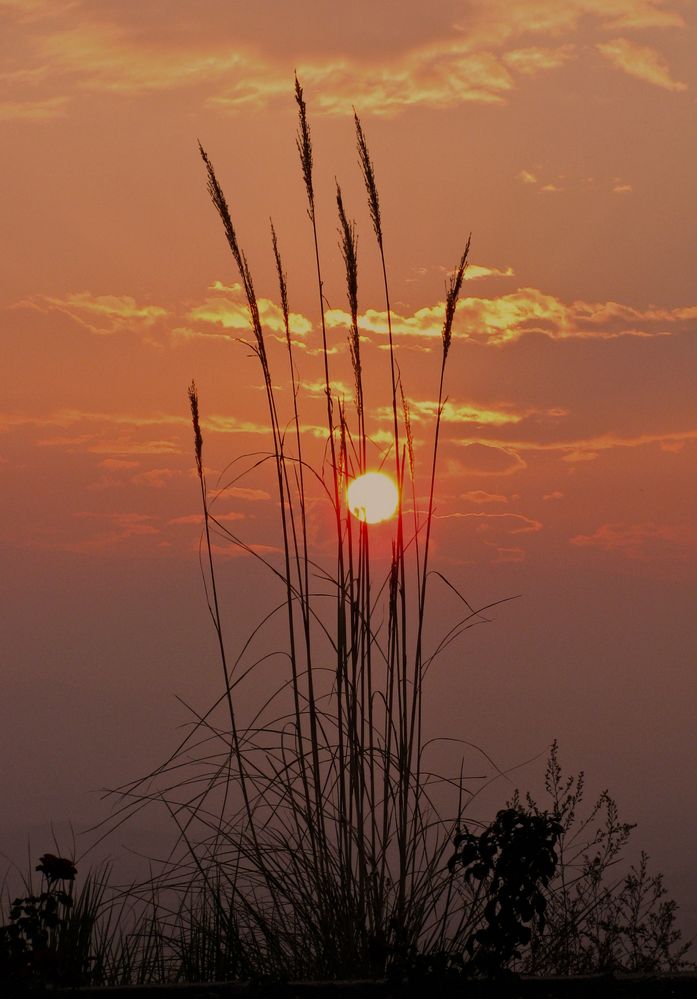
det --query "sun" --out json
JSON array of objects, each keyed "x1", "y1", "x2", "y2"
[{"x1": 347, "y1": 471, "x2": 399, "y2": 525}]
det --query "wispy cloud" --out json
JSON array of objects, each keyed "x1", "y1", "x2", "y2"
[
  {"x1": 16, "y1": 291, "x2": 168, "y2": 334},
  {"x1": 9, "y1": 0, "x2": 684, "y2": 121},
  {"x1": 454, "y1": 428, "x2": 697, "y2": 464},
  {"x1": 502, "y1": 44, "x2": 575, "y2": 75},
  {"x1": 571, "y1": 521, "x2": 696, "y2": 560},
  {"x1": 437, "y1": 511, "x2": 543, "y2": 534},
  {"x1": 461, "y1": 490, "x2": 510, "y2": 504},
  {"x1": 326, "y1": 288, "x2": 693, "y2": 346},
  {"x1": 37, "y1": 23, "x2": 249, "y2": 95},
  {"x1": 380, "y1": 398, "x2": 526, "y2": 428},
  {"x1": 170, "y1": 511, "x2": 246, "y2": 526},
  {"x1": 58, "y1": 511, "x2": 161, "y2": 553},
  {"x1": 188, "y1": 281, "x2": 312, "y2": 338},
  {"x1": 465, "y1": 263, "x2": 515, "y2": 281},
  {"x1": 447, "y1": 444, "x2": 527, "y2": 477},
  {"x1": 597, "y1": 37, "x2": 687, "y2": 91},
  {"x1": 0, "y1": 95, "x2": 69, "y2": 121}
]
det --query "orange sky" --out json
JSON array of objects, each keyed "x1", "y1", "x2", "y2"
[{"x1": 2, "y1": 0, "x2": 696, "y2": 938}]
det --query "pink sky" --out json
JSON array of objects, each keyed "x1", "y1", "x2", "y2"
[{"x1": 2, "y1": 0, "x2": 696, "y2": 941}]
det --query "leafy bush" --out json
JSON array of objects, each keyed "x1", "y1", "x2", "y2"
[{"x1": 449, "y1": 807, "x2": 563, "y2": 976}]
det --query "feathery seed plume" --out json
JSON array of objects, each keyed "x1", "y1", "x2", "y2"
[
  {"x1": 188, "y1": 380, "x2": 203, "y2": 479},
  {"x1": 295, "y1": 76, "x2": 315, "y2": 222},
  {"x1": 442, "y1": 235, "x2": 471, "y2": 360},
  {"x1": 354, "y1": 111, "x2": 383, "y2": 249},
  {"x1": 270, "y1": 220, "x2": 290, "y2": 340},
  {"x1": 336, "y1": 184, "x2": 362, "y2": 411}
]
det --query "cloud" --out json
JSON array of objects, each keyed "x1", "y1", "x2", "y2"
[
  {"x1": 502, "y1": 44, "x2": 575, "y2": 75},
  {"x1": 489, "y1": 545, "x2": 526, "y2": 564},
  {"x1": 60, "y1": 511, "x2": 161, "y2": 552},
  {"x1": 660, "y1": 440, "x2": 684, "y2": 453},
  {"x1": 5, "y1": 0, "x2": 686, "y2": 120},
  {"x1": 597, "y1": 37, "x2": 687, "y2": 91},
  {"x1": 301, "y1": 378, "x2": 354, "y2": 400},
  {"x1": 465, "y1": 263, "x2": 515, "y2": 281},
  {"x1": 463, "y1": 0, "x2": 684, "y2": 39},
  {"x1": 132, "y1": 468, "x2": 179, "y2": 488},
  {"x1": 326, "y1": 286, "x2": 694, "y2": 347},
  {"x1": 210, "y1": 50, "x2": 515, "y2": 117},
  {"x1": 97, "y1": 458, "x2": 139, "y2": 470},
  {"x1": 384, "y1": 398, "x2": 527, "y2": 428},
  {"x1": 571, "y1": 522, "x2": 696, "y2": 560},
  {"x1": 170, "y1": 511, "x2": 246, "y2": 526},
  {"x1": 493, "y1": 428, "x2": 697, "y2": 460},
  {"x1": 449, "y1": 428, "x2": 696, "y2": 473},
  {"x1": 0, "y1": 96, "x2": 69, "y2": 121},
  {"x1": 461, "y1": 490, "x2": 509, "y2": 504},
  {"x1": 37, "y1": 22, "x2": 250, "y2": 95},
  {"x1": 0, "y1": 0, "x2": 80, "y2": 20},
  {"x1": 447, "y1": 444, "x2": 527, "y2": 477},
  {"x1": 16, "y1": 291, "x2": 168, "y2": 334},
  {"x1": 189, "y1": 282, "x2": 312, "y2": 338},
  {"x1": 438, "y1": 511, "x2": 543, "y2": 534},
  {"x1": 219, "y1": 486, "x2": 271, "y2": 501},
  {"x1": 1, "y1": 406, "x2": 283, "y2": 451}
]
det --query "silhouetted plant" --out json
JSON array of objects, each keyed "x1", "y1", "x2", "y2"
[
  {"x1": 448, "y1": 807, "x2": 562, "y2": 977},
  {"x1": 87, "y1": 81, "x2": 693, "y2": 986},
  {"x1": 509, "y1": 743, "x2": 693, "y2": 975},
  {"x1": 100, "y1": 76, "x2": 481, "y2": 982},
  {"x1": 0, "y1": 854, "x2": 77, "y2": 988}
]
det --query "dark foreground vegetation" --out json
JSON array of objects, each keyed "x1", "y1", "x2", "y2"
[{"x1": 3, "y1": 81, "x2": 692, "y2": 992}]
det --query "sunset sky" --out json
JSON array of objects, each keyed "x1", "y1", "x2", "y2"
[{"x1": 2, "y1": 0, "x2": 696, "y2": 938}]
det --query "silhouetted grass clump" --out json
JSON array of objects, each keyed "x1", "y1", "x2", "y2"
[{"x1": 5, "y1": 80, "x2": 688, "y2": 989}]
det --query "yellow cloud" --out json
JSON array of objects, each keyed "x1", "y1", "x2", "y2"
[
  {"x1": 211, "y1": 50, "x2": 515, "y2": 117},
  {"x1": 17, "y1": 291, "x2": 167, "y2": 334},
  {"x1": 326, "y1": 287, "x2": 694, "y2": 347},
  {"x1": 461, "y1": 490, "x2": 509, "y2": 503},
  {"x1": 464, "y1": 0, "x2": 684, "y2": 40},
  {"x1": 0, "y1": 96, "x2": 69, "y2": 121},
  {"x1": 189, "y1": 284, "x2": 311, "y2": 337},
  {"x1": 220, "y1": 486, "x2": 271, "y2": 501},
  {"x1": 6, "y1": 0, "x2": 686, "y2": 120},
  {"x1": 392, "y1": 399, "x2": 524, "y2": 427},
  {"x1": 502, "y1": 45, "x2": 575, "y2": 75},
  {"x1": 465, "y1": 263, "x2": 515, "y2": 280},
  {"x1": 39, "y1": 23, "x2": 249, "y2": 94},
  {"x1": 597, "y1": 37, "x2": 687, "y2": 91},
  {"x1": 518, "y1": 170, "x2": 538, "y2": 184}
]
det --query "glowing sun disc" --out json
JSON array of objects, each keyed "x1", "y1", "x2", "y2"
[{"x1": 347, "y1": 472, "x2": 399, "y2": 524}]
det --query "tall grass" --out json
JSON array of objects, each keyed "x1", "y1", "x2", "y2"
[{"x1": 98, "y1": 79, "x2": 506, "y2": 981}]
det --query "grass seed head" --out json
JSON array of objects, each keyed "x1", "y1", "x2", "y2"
[
  {"x1": 354, "y1": 111, "x2": 383, "y2": 250},
  {"x1": 295, "y1": 75, "x2": 315, "y2": 221},
  {"x1": 442, "y1": 234, "x2": 471, "y2": 360},
  {"x1": 188, "y1": 380, "x2": 203, "y2": 479}
]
